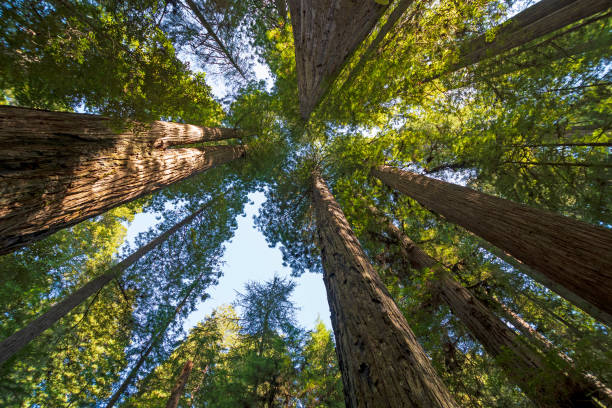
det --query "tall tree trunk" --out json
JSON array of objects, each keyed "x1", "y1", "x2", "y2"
[
  {"x1": 105, "y1": 273, "x2": 203, "y2": 408},
  {"x1": 446, "y1": 0, "x2": 611, "y2": 74},
  {"x1": 338, "y1": 0, "x2": 413, "y2": 93},
  {"x1": 0, "y1": 204, "x2": 209, "y2": 365},
  {"x1": 288, "y1": 0, "x2": 389, "y2": 119},
  {"x1": 481, "y1": 242, "x2": 612, "y2": 326},
  {"x1": 487, "y1": 295, "x2": 612, "y2": 407},
  {"x1": 166, "y1": 360, "x2": 194, "y2": 408},
  {"x1": 367, "y1": 205, "x2": 600, "y2": 407},
  {"x1": 311, "y1": 172, "x2": 458, "y2": 408},
  {"x1": 371, "y1": 165, "x2": 612, "y2": 326},
  {"x1": 0, "y1": 106, "x2": 246, "y2": 255},
  {"x1": 182, "y1": 0, "x2": 247, "y2": 79}
]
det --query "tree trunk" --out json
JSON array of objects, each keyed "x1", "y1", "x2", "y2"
[
  {"x1": 447, "y1": 0, "x2": 611, "y2": 73},
  {"x1": 481, "y1": 242, "x2": 612, "y2": 326},
  {"x1": 288, "y1": 0, "x2": 389, "y2": 119},
  {"x1": 0, "y1": 204, "x2": 209, "y2": 365},
  {"x1": 183, "y1": 0, "x2": 247, "y2": 79},
  {"x1": 502, "y1": 161, "x2": 611, "y2": 168},
  {"x1": 371, "y1": 165, "x2": 612, "y2": 325},
  {"x1": 166, "y1": 360, "x2": 194, "y2": 408},
  {"x1": 0, "y1": 106, "x2": 245, "y2": 255},
  {"x1": 338, "y1": 0, "x2": 413, "y2": 93},
  {"x1": 311, "y1": 172, "x2": 458, "y2": 408},
  {"x1": 368, "y1": 206, "x2": 600, "y2": 407},
  {"x1": 105, "y1": 273, "x2": 203, "y2": 408},
  {"x1": 488, "y1": 295, "x2": 612, "y2": 407}
]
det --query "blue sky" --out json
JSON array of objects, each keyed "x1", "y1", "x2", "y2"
[
  {"x1": 124, "y1": 192, "x2": 332, "y2": 332},
  {"x1": 122, "y1": 60, "x2": 332, "y2": 334}
]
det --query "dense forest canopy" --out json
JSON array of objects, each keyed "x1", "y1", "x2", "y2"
[{"x1": 0, "y1": 0, "x2": 611, "y2": 406}]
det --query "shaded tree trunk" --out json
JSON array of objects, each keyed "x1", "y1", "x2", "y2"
[
  {"x1": 288, "y1": 0, "x2": 389, "y2": 119},
  {"x1": 105, "y1": 273, "x2": 204, "y2": 408},
  {"x1": 166, "y1": 360, "x2": 194, "y2": 408},
  {"x1": 311, "y1": 172, "x2": 458, "y2": 408},
  {"x1": 0, "y1": 106, "x2": 246, "y2": 255},
  {"x1": 482, "y1": 242, "x2": 612, "y2": 326},
  {"x1": 368, "y1": 206, "x2": 600, "y2": 407},
  {"x1": 371, "y1": 165, "x2": 612, "y2": 326},
  {"x1": 338, "y1": 0, "x2": 414, "y2": 92},
  {"x1": 488, "y1": 295, "x2": 612, "y2": 407},
  {"x1": 0, "y1": 204, "x2": 209, "y2": 365},
  {"x1": 447, "y1": 0, "x2": 611, "y2": 73}
]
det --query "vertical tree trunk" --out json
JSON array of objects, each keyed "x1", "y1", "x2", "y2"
[
  {"x1": 165, "y1": 360, "x2": 194, "y2": 408},
  {"x1": 0, "y1": 204, "x2": 209, "y2": 365},
  {"x1": 311, "y1": 172, "x2": 458, "y2": 408},
  {"x1": 371, "y1": 165, "x2": 612, "y2": 326},
  {"x1": 288, "y1": 0, "x2": 389, "y2": 119},
  {"x1": 105, "y1": 272, "x2": 204, "y2": 408},
  {"x1": 0, "y1": 106, "x2": 245, "y2": 255},
  {"x1": 367, "y1": 205, "x2": 602, "y2": 407},
  {"x1": 447, "y1": 0, "x2": 611, "y2": 73},
  {"x1": 338, "y1": 0, "x2": 414, "y2": 92}
]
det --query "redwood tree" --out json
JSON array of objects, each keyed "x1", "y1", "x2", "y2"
[
  {"x1": 0, "y1": 106, "x2": 246, "y2": 255},
  {"x1": 311, "y1": 171, "x2": 458, "y2": 407},
  {"x1": 371, "y1": 165, "x2": 612, "y2": 326}
]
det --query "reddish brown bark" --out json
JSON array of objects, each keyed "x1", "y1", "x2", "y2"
[
  {"x1": 288, "y1": 0, "x2": 389, "y2": 119},
  {"x1": 448, "y1": 0, "x2": 611, "y2": 73},
  {"x1": 369, "y1": 207, "x2": 601, "y2": 407},
  {"x1": 0, "y1": 106, "x2": 245, "y2": 255},
  {"x1": 166, "y1": 360, "x2": 194, "y2": 408},
  {"x1": 371, "y1": 165, "x2": 612, "y2": 325},
  {"x1": 311, "y1": 172, "x2": 458, "y2": 408},
  {"x1": 0, "y1": 204, "x2": 209, "y2": 365},
  {"x1": 338, "y1": 0, "x2": 413, "y2": 93}
]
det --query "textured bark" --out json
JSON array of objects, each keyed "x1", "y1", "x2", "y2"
[
  {"x1": 339, "y1": 0, "x2": 413, "y2": 92},
  {"x1": 448, "y1": 0, "x2": 611, "y2": 73},
  {"x1": 311, "y1": 172, "x2": 458, "y2": 408},
  {"x1": 371, "y1": 165, "x2": 612, "y2": 324},
  {"x1": 0, "y1": 106, "x2": 245, "y2": 255},
  {"x1": 288, "y1": 0, "x2": 389, "y2": 119},
  {"x1": 491, "y1": 297, "x2": 612, "y2": 407},
  {"x1": 483, "y1": 243, "x2": 612, "y2": 326},
  {"x1": 105, "y1": 274, "x2": 202, "y2": 408},
  {"x1": 166, "y1": 360, "x2": 194, "y2": 408},
  {"x1": 369, "y1": 207, "x2": 601, "y2": 407},
  {"x1": 0, "y1": 204, "x2": 208, "y2": 365}
]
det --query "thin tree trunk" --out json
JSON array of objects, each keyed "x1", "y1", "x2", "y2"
[
  {"x1": 502, "y1": 161, "x2": 611, "y2": 168},
  {"x1": 166, "y1": 360, "x2": 194, "y2": 408},
  {"x1": 489, "y1": 296, "x2": 612, "y2": 407},
  {"x1": 311, "y1": 172, "x2": 458, "y2": 408},
  {"x1": 371, "y1": 165, "x2": 612, "y2": 325},
  {"x1": 507, "y1": 143, "x2": 612, "y2": 148},
  {"x1": 189, "y1": 365, "x2": 209, "y2": 407},
  {"x1": 0, "y1": 106, "x2": 246, "y2": 255},
  {"x1": 105, "y1": 273, "x2": 203, "y2": 408},
  {"x1": 447, "y1": 0, "x2": 611, "y2": 73},
  {"x1": 182, "y1": 0, "x2": 247, "y2": 79},
  {"x1": 368, "y1": 205, "x2": 599, "y2": 407},
  {"x1": 0, "y1": 204, "x2": 209, "y2": 365},
  {"x1": 482, "y1": 243, "x2": 612, "y2": 326}
]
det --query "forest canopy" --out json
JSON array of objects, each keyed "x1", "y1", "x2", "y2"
[{"x1": 0, "y1": 0, "x2": 611, "y2": 407}]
